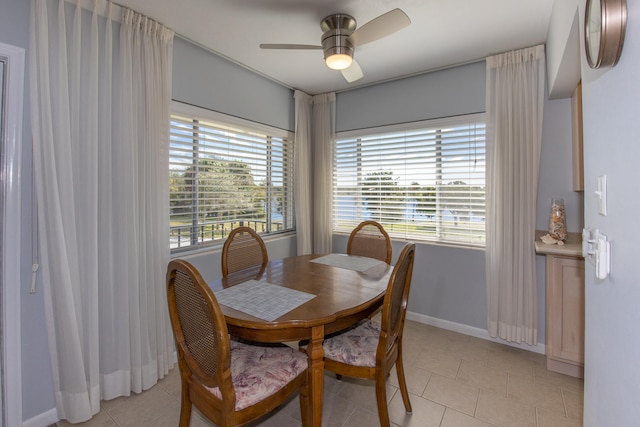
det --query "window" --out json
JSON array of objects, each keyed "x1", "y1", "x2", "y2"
[
  {"x1": 334, "y1": 114, "x2": 486, "y2": 247},
  {"x1": 170, "y1": 103, "x2": 294, "y2": 251}
]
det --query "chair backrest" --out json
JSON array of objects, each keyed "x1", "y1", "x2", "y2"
[
  {"x1": 221, "y1": 227, "x2": 269, "y2": 277},
  {"x1": 347, "y1": 220, "x2": 392, "y2": 263},
  {"x1": 378, "y1": 243, "x2": 415, "y2": 357},
  {"x1": 167, "y1": 259, "x2": 232, "y2": 393}
]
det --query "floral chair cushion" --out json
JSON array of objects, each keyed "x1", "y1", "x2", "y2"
[
  {"x1": 208, "y1": 340, "x2": 308, "y2": 410},
  {"x1": 322, "y1": 319, "x2": 381, "y2": 368}
]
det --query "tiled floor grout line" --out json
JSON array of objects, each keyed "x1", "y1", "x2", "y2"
[
  {"x1": 473, "y1": 387, "x2": 481, "y2": 418},
  {"x1": 561, "y1": 387, "x2": 570, "y2": 418},
  {"x1": 99, "y1": 405, "x2": 120, "y2": 427}
]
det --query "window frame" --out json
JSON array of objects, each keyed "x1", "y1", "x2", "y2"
[
  {"x1": 333, "y1": 113, "x2": 486, "y2": 249},
  {"x1": 169, "y1": 101, "x2": 295, "y2": 253}
]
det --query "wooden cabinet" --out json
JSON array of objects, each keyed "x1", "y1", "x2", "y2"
[{"x1": 545, "y1": 254, "x2": 585, "y2": 378}]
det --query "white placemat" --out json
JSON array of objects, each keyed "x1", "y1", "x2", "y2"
[
  {"x1": 310, "y1": 254, "x2": 385, "y2": 272},
  {"x1": 214, "y1": 280, "x2": 316, "y2": 321}
]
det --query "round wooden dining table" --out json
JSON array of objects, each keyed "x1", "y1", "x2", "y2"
[{"x1": 208, "y1": 253, "x2": 392, "y2": 427}]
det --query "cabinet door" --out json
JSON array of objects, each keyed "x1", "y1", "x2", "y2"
[{"x1": 547, "y1": 256, "x2": 585, "y2": 365}]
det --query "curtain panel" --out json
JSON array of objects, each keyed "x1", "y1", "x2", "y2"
[
  {"x1": 29, "y1": 0, "x2": 175, "y2": 422},
  {"x1": 311, "y1": 92, "x2": 336, "y2": 254},
  {"x1": 485, "y1": 45, "x2": 546, "y2": 346},
  {"x1": 294, "y1": 90, "x2": 313, "y2": 255},
  {"x1": 294, "y1": 91, "x2": 335, "y2": 255}
]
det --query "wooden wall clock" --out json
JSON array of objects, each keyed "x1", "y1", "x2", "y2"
[{"x1": 584, "y1": 0, "x2": 627, "y2": 68}]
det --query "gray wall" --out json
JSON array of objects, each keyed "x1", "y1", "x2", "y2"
[
  {"x1": 336, "y1": 61, "x2": 486, "y2": 132},
  {"x1": 580, "y1": 0, "x2": 640, "y2": 424},
  {"x1": 5, "y1": 2, "x2": 583, "y2": 424},
  {"x1": 172, "y1": 36, "x2": 295, "y2": 132}
]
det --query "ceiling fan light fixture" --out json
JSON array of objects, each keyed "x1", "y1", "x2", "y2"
[
  {"x1": 322, "y1": 33, "x2": 354, "y2": 70},
  {"x1": 320, "y1": 14, "x2": 356, "y2": 71},
  {"x1": 326, "y1": 53, "x2": 353, "y2": 70}
]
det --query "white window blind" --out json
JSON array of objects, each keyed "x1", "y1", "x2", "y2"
[
  {"x1": 334, "y1": 114, "x2": 486, "y2": 246},
  {"x1": 169, "y1": 103, "x2": 294, "y2": 251}
]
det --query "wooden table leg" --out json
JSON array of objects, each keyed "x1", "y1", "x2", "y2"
[{"x1": 303, "y1": 326, "x2": 325, "y2": 427}]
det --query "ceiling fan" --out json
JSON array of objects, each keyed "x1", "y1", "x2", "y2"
[{"x1": 259, "y1": 8, "x2": 411, "y2": 83}]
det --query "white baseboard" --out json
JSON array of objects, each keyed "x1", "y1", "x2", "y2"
[
  {"x1": 406, "y1": 311, "x2": 546, "y2": 355},
  {"x1": 22, "y1": 408, "x2": 58, "y2": 427}
]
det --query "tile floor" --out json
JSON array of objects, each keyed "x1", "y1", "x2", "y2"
[{"x1": 55, "y1": 320, "x2": 583, "y2": 427}]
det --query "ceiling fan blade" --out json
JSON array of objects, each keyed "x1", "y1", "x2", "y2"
[
  {"x1": 350, "y1": 8, "x2": 410, "y2": 46},
  {"x1": 260, "y1": 43, "x2": 322, "y2": 50},
  {"x1": 341, "y1": 60, "x2": 363, "y2": 83}
]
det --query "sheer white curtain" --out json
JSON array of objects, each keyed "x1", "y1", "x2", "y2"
[
  {"x1": 29, "y1": 0, "x2": 175, "y2": 422},
  {"x1": 485, "y1": 45, "x2": 545, "y2": 345},
  {"x1": 312, "y1": 92, "x2": 335, "y2": 254},
  {"x1": 294, "y1": 91, "x2": 335, "y2": 255},
  {"x1": 294, "y1": 90, "x2": 313, "y2": 254}
]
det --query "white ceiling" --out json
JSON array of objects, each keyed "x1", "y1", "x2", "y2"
[{"x1": 115, "y1": 0, "x2": 555, "y2": 95}]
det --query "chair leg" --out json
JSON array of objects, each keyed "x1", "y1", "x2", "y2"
[
  {"x1": 374, "y1": 372, "x2": 391, "y2": 427},
  {"x1": 178, "y1": 384, "x2": 192, "y2": 427},
  {"x1": 395, "y1": 351, "x2": 412, "y2": 414}
]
